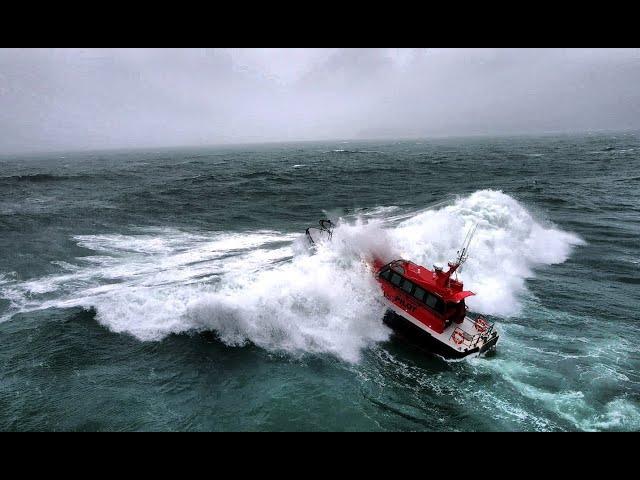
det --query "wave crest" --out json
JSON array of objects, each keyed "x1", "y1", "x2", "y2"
[{"x1": 0, "y1": 190, "x2": 582, "y2": 361}]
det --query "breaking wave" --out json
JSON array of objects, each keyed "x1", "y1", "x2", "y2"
[
  {"x1": 0, "y1": 190, "x2": 582, "y2": 362},
  {"x1": 390, "y1": 190, "x2": 584, "y2": 316}
]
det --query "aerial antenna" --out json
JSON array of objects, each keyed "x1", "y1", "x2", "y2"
[{"x1": 453, "y1": 223, "x2": 477, "y2": 271}]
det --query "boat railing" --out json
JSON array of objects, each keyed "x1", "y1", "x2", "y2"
[
  {"x1": 450, "y1": 315, "x2": 495, "y2": 349},
  {"x1": 473, "y1": 315, "x2": 494, "y2": 338},
  {"x1": 305, "y1": 219, "x2": 334, "y2": 246}
]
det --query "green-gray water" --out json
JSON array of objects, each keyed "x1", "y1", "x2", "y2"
[{"x1": 1, "y1": 133, "x2": 639, "y2": 431}]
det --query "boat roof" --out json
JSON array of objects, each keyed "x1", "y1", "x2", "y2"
[{"x1": 386, "y1": 259, "x2": 475, "y2": 303}]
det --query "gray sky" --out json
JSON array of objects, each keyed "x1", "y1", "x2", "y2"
[{"x1": 1, "y1": 48, "x2": 639, "y2": 153}]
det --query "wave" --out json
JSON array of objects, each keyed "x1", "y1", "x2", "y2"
[
  {"x1": 389, "y1": 190, "x2": 584, "y2": 316},
  {"x1": 0, "y1": 190, "x2": 582, "y2": 362},
  {"x1": 0, "y1": 173, "x2": 73, "y2": 183},
  {"x1": 239, "y1": 170, "x2": 276, "y2": 179},
  {"x1": 238, "y1": 171, "x2": 293, "y2": 184},
  {"x1": 323, "y1": 149, "x2": 384, "y2": 154},
  {"x1": 591, "y1": 147, "x2": 636, "y2": 154},
  {"x1": 0, "y1": 172, "x2": 111, "y2": 184}
]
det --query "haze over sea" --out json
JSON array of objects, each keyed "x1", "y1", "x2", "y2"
[{"x1": 1, "y1": 132, "x2": 638, "y2": 431}]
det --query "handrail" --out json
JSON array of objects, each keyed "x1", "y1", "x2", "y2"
[
  {"x1": 450, "y1": 327, "x2": 473, "y2": 348},
  {"x1": 449, "y1": 315, "x2": 495, "y2": 349}
]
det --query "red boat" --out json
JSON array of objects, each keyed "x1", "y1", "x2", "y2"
[
  {"x1": 372, "y1": 257, "x2": 498, "y2": 359},
  {"x1": 305, "y1": 219, "x2": 499, "y2": 359},
  {"x1": 372, "y1": 226, "x2": 498, "y2": 359}
]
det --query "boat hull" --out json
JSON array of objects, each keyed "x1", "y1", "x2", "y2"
[{"x1": 382, "y1": 309, "x2": 498, "y2": 360}]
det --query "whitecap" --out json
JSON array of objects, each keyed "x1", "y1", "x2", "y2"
[{"x1": 0, "y1": 190, "x2": 583, "y2": 363}]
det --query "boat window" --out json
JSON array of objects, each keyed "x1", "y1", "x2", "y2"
[
  {"x1": 413, "y1": 286, "x2": 426, "y2": 302},
  {"x1": 393, "y1": 265, "x2": 405, "y2": 274},
  {"x1": 379, "y1": 268, "x2": 391, "y2": 281},
  {"x1": 401, "y1": 280, "x2": 414, "y2": 294},
  {"x1": 425, "y1": 293, "x2": 444, "y2": 313},
  {"x1": 425, "y1": 293, "x2": 437, "y2": 309},
  {"x1": 390, "y1": 272, "x2": 403, "y2": 287},
  {"x1": 434, "y1": 298, "x2": 444, "y2": 313}
]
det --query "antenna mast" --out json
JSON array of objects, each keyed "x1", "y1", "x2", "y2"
[
  {"x1": 444, "y1": 223, "x2": 477, "y2": 283},
  {"x1": 455, "y1": 223, "x2": 477, "y2": 270}
]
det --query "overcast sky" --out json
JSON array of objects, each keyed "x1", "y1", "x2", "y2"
[{"x1": 1, "y1": 48, "x2": 639, "y2": 153}]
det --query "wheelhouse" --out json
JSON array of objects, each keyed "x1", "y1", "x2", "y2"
[
  {"x1": 375, "y1": 259, "x2": 474, "y2": 333},
  {"x1": 378, "y1": 265, "x2": 445, "y2": 315}
]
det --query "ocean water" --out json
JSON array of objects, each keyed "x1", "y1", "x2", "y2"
[{"x1": 0, "y1": 133, "x2": 638, "y2": 431}]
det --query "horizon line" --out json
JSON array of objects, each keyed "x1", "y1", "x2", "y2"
[{"x1": 2, "y1": 126, "x2": 638, "y2": 158}]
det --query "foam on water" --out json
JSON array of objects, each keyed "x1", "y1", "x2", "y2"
[
  {"x1": 390, "y1": 190, "x2": 584, "y2": 316},
  {"x1": 0, "y1": 190, "x2": 582, "y2": 363}
]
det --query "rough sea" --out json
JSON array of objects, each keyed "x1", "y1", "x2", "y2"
[{"x1": 1, "y1": 132, "x2": 638, "y2": 431}]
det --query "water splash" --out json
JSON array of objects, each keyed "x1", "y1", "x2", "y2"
[{"x1": 0, "y1": 190, "x2": 582, "y2": 362}]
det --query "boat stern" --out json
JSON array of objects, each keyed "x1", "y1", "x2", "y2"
[{"x1": 447, "y1": 315, "x2": 499, "y2": 357}]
